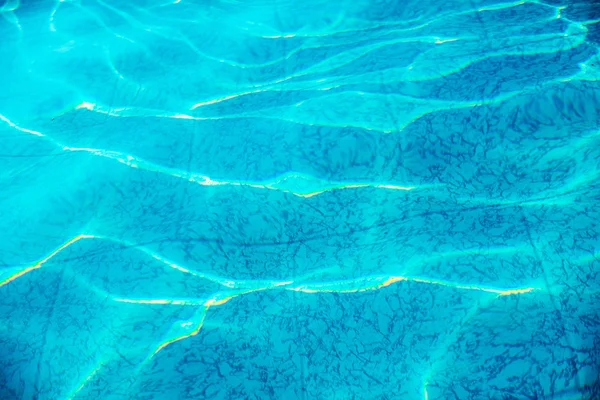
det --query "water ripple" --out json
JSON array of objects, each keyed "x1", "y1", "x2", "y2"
[{"x1": 1, "y1": 0, "x2": 599, "y2": 398}]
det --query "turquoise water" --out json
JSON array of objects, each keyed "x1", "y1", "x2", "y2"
[{"x1": 1, "y1": 0, "x2": 600, "y2": 398}]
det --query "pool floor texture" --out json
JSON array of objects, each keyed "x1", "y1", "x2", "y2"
[{"x1": 1, "y1": 0, "x2": 600, "y2": 399}]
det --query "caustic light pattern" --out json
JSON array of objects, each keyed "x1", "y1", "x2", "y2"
[{"x1": 0, "y1": 0, "x2": 599, "y2": 398}]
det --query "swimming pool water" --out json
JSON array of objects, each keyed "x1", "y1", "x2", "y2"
[{"x1": 1, "y1": 0, "x2": 599, "y2": 398}]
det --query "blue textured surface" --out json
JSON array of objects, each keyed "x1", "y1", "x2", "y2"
[{"x1": 1, "y1": 0, "x2": 600, "y2": 399}]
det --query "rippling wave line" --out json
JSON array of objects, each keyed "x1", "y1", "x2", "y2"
[
  {"x1": 0, "y1": 114, "x2": 416, "y2": 196},
  {"x1": 46, "y1": 0, "x2": 596, "y2": 98},
  {"x1": 75, "y1": 66, "x2": 598, "y2": 135},
  {"x1": 0, "y1": 233, "x2": 537, "y2": 295},
  {"x1": 0, "y1": 231, "x2": 538, "y2": 366}
]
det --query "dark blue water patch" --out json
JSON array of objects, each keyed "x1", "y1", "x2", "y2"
[
  {"x1": 587, "y1": 20, "x2": 600, "y2": 45},
  {"x1": 562, "y1": 0, "x2": 600, "y2": 20},
  {"x1": 559, "y1": 0, "x2": 600, "y2": 45},
  {"x1": 342, "y1": 43, "x2": 597, "y2": 102},
  {"x1": 130, "y1": 284, "x2": 486, "y2": 399}
]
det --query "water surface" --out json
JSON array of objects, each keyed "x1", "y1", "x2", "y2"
[{"x1": 1, "y1": 0, "x2": 599, "y2": 398}]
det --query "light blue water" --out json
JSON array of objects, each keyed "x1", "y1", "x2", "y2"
[{"x1": 1, "y1": 0, "x2": 599, "y2": 399}]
